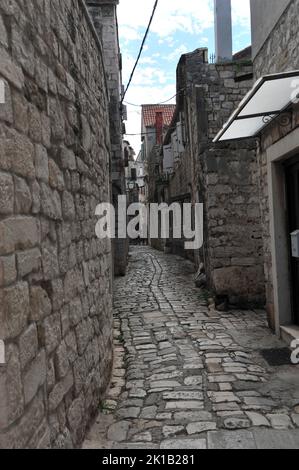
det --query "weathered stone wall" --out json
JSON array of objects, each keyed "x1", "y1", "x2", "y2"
[
  {"x1": 169, "y1": 150, "x2": 192, "y2": 200},
  {"x1": 147, "y1": 145, "x2": 166, "y2": 252},
  {"x1": 252, "y1": 0, "x2": 299, "y2": 327},
  {"x1": 250, "y1": 0, "x2": 291, "y2": 59},
  {"x1": 253, "y1": 0, "x2": 299, "y2": 78},
  {"x1": 168, "y1": 151, "x2": 193, "y2": 261},
  {"x1": 0, "y1": 0, "x2": 113, "y2": 448},
  {"x1": 202, "y1": 141, "x2": 265, "y2": 307},
  {"x1": 87, "y1": 0, "x2": 128, "y2": 277},
  {"x1": 168, "y1": 50, "x2": 265, "y2": 306},
  {"x1": 194, "y1": 63, "x2": 265, "y2": 306}
]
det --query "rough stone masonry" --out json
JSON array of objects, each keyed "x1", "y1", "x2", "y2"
[
  {"x1": 166, "y1": 48, "x2": 265, "y2": 307},
  {"x1": 0, "y1": 0, "x2": 114, "y2": 448},
  {"x1": 87, "y1": 0, "x2": 129, "y2": 277}
]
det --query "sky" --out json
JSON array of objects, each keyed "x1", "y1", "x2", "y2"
[{"x1": 117, "y1": 0, "x2": 251, "y2": 155}]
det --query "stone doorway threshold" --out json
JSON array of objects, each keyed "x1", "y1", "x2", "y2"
[{"x1": 281, "y1": 325, "x2": 299, "y2": 345}]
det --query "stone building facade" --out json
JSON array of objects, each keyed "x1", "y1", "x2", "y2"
[
  {"x1": 87, "y1": 0, "x2": 128, "y2": 276},
  {"x1": 141, "y1": 105, "x2": 176, "y2": 251},
  {"x1": 0, "y1": 0, "x2": 114, "y2": 448},
  {"x1": 124, "y1": 141, "x2": 146, "y2": 205},
  {"x1": 141, "y1": 105, "x2": 176, "y2": 166},
  {"x1": 249, "y1": 0, "x2": 299, "y2": 336},
  {"x1": 161, "y1": 48, "x2": 266, "y2": 307}
]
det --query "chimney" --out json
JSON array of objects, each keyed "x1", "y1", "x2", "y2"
[
  {"x1": 214, "y1": 0, "x2": 233, "y2": 63},
  {"x1": 155, "y1": 112, "x2": 163, "y2": 145}
]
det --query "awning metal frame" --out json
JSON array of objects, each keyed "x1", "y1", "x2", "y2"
[{"x1": 213, "y1": 70, "x2": 299, "y2": 143}]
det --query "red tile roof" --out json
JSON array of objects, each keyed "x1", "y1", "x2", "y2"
[{"x1": 142, "y1": 104, "x2": 176, "y2": 128}]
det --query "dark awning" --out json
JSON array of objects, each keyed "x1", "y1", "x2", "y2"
[{"x1": 213, "y1": 70, "x2": 299, "y2": 142}]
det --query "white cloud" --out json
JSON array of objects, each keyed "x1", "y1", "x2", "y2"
[
  {"x1": 120, "y1": 25, "x2": 142, "y2": 43},
  {"x1": 231, "y1": 0, "x2": 251, "y2": 28},
  {"x1": 119, "y1": 0, "x2": 251, "y2": 154},
  {"x1": 121, "y1": 51, "x2": 136, "y2": 83},
  {"x1": 128, "y1": 66, "x2": 169, "y2": 86},
  {"x1": 139, "y1": 56, "x2": 157, "y2": 65},
  {"x1": 118, "y1": 0, "x2": 250, "y2": 39},
  {"x1": 166, "y1": 44, "x2": 189, "y2": 62},
  {"x1": 118, "y1": 0, "x2": 215, "y2": 38}
]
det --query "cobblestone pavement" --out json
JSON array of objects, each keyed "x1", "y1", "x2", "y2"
[{"x1": 83, "y1": 247, "x2": 299, "y2": 449}]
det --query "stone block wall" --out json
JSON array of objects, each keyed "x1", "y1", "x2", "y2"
[
  {"x1": 202, "y1": 142, "x2": 265, "y2": 307},
  {"x1": 192, "y1": 63, "x2": 265, "y2": 306},
  {"x1": 251, "y1": 0, "x2": 299, "y2": 326},
  {"x1": 253, "y1": 0, "x2": 299, "y2": 78},
  {"x1": 147, "y1": 144, "x2": 166, "y2": 252},
  {"x1": 168, "y1": 155, "x2": 193, "y2": 261},
  {"x1": 169, "y1": 149, "x2": 192, "y2": 199},
  {"x1": 87, "y1": 0, "x2": 128, "y2": 277},
  {"x1": 0, "y1": 0, "x2": 113, "y2": 448},
  {"x1": 168, "y1": 50, "x2": 265, "y2": 306}
]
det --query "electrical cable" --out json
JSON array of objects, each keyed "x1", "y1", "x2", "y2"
[
  {"x1": 124, "y1": 92, "x2": 177, "y2": 107},
  {"x1": 122, "y1": 0, "x2": 159, "y2": 102},
  {"x1": 124, "y1": 88, "x2": 188, "y2": 107},
  {"x1": 123, "y1": 86, "x2": 190, "y2": 136},
  {"x1": 124, "y1": 124, "x2": 177, "y2": 137},
  {"x1": 124, "y1": 132, "x2": 157, "y2": 136}
]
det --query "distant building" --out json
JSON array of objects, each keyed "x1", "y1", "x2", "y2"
[
  {"x1": 135, "y1": 151, "x2": 147, "y2": 205},
  {"x1": 140, "y1": 105, "x2": 175, "y2": 204},
  {"x1": 124, "y1": 141, "x2": 146, "y2": 204},
  {"x1": 139, "y1": 105, "x2": 176, "y2": 250},
  {"x1": 141, "y1": 105, "x2": 176, "y2": 162}
]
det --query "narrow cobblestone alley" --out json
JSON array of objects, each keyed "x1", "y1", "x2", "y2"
[{"x1": 83, "y1": 248, "x2": 299, "y2": 450}]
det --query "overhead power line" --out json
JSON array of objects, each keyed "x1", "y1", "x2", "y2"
[
  {"x1": 123, "y1": 85, "x2": 192, "y2": 108},
  {"x1": 124, "y1": 125, "x2": 177, "y2": 137},
  {"x1": 121, "y1": 0, "x2": 159, "y2": 102},
  {"x1": 124, "y1": 91, "x2": 180, "y2": 108},
  {"x1": 125, "y1": 132, "x2": 157, "y2": 136}
]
